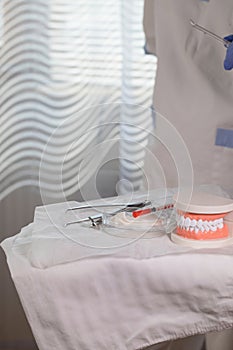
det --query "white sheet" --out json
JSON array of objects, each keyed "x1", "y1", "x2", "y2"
[{"x1": 2, "y1": 190, "x2": 233, "y2": 350}]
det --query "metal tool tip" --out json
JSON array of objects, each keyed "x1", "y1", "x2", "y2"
[{"x1": 190, "y1": 19, "x2": 195, "y2": 26}]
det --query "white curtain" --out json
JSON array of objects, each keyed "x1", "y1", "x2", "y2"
[
  {"x1": 0, "y1": 0, "x2": 156, "y2": 203},
  {"x1": 0, "y1": 3, "x2": 156, "y2": 346}
]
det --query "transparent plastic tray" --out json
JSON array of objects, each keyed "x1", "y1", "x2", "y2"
[{"x1": 102, "y1": 209, "x2": 176, "y2": 238}]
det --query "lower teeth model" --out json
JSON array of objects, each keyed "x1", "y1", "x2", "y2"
[{"x1": 176, "y1": 211, "x2": 228, "y2": 240}]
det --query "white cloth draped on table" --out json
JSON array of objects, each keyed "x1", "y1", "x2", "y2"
[{"x1": 2, "y1": 188, "x2": 233, "y2": 350}]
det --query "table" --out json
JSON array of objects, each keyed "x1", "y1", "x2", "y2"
[{"x1": 2, "y1": 193, "x2": 233, "y2": 350}]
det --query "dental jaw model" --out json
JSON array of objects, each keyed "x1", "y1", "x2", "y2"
[
  {"x1": 171, "y1": 192, "x2": 233, "y2": 248},
  {"x1": 176, "y1": 212, "x2": 227, "y2": 240}
]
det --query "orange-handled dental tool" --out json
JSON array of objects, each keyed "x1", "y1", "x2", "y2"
[{"x1": 132, "y1": 204, "x2": 174, "y2": 218}]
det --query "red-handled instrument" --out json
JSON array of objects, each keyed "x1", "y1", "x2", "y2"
[{"x1": 132, "y1": 204, "x2": 174, "y2": 218}]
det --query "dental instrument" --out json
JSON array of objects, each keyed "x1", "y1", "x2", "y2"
[
  {"x1": 64, "y1": 200, "x2": 152, "y2": 227},
  {"x1": 64, "y1": 200, "x2": 175, "y2": 228},
  {"x1": 66, "y1": 201, "x2": 151, "y2": 212},
  {"x1": 132, "y1": 203, "x2": 174, "y2": 218},
  {"x1": 190, "y1": 19, "x2": 231, "y2": 48}
]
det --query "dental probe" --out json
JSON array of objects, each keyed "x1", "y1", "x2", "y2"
[
  {"x1": 190, "y1": 19, "x2": 231, "y2": 48},
  {"x1": 66, "y1": 200, "x2": 151, "y2": 212},
  {"x1": 64, "y1": 214, "x2": 103, "y2": 226}
]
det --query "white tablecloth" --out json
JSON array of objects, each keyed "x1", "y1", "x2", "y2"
[{"x1": 2, "y1": 193, "x2": 233, "y2": 350}]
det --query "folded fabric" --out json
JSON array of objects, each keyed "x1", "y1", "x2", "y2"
[{"x1": 2, "y1": 186, "x2": 233, "y2": 350}]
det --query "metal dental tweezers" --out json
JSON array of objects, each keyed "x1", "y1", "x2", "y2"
[
  {"x1": 190, "y1": 19, "x2": 231, "y2": 48},
  {"x1": 64, "y1": 200, "x2": 152, "y2": 227}
]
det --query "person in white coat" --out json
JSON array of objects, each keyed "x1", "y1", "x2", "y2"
[
  {"x1": 143, "y1": 0, "x2": 233, "y2": 196},
  {"x1": 143, "y1": 1, "x2": 233, "y2": 350}
]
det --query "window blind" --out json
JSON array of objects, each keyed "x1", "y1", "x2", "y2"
[{"x1": 0, "y1": 0, "x2": 156, "y2": 201}]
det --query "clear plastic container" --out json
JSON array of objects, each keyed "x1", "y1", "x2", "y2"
[{"x1": 102, "y1": 208, "x2": 176, "y2": 238}]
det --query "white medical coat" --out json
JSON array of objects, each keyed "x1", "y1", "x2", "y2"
[{"x1": 144, "y1": 0, "x2": 233, "y2": 194}]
